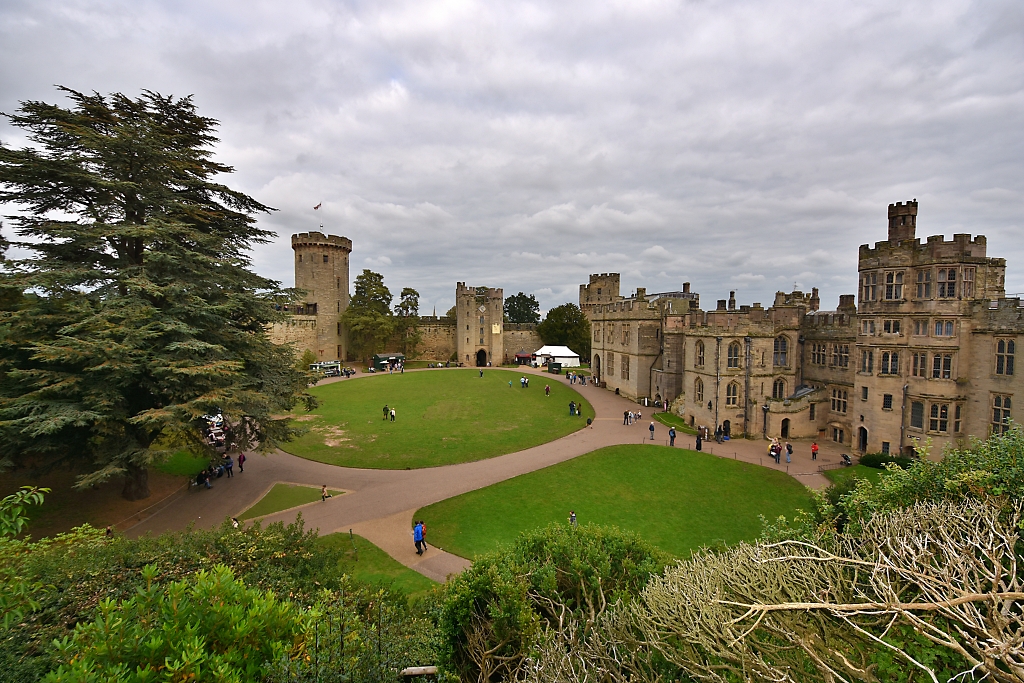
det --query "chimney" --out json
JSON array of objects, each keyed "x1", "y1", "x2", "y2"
[
  {"x1": 636, "y1": 287, "x2": 646, "y2": 300},
  {"x1": 810, "y1": 287, "x2": 820, "y2": 312},
  {"x1": 716, "y1": 299, "x2": 727, "y2": 311},
  {"x1": 728, "y1": 291, "x2": 736, "y2": 311},
  {"x1": 838, "y1": 294, "x2": 856, "y2": 311},
  {"x1": 888, "y1": 200, "x2": 918, "y2": 243},
  {"x1": 682, "y1": 282, "x2": 691, "y2": 293}
]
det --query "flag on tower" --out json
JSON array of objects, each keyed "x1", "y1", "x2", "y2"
[{"x1": 313, "y1": 203, "x2": 322, "y2": 210}]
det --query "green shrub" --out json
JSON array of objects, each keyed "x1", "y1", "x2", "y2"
[
  {"x1": 438, "y1": 523, "x2": 668, "y2": 682},
  {"x1": 44, "y1": 564, "x2": 307, "y2": 683},
  {"x1": 859, "y1": 452, "x2": 914, "y2": 469}
]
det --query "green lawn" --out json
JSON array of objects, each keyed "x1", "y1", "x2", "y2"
[
  {"x1": 284, "y1": 369, "x2": 594, "y2": 469},
  {"x1": 315, "y1": 533, "x2": 437, "y2": 600},
  {"x1": 654, "y1": 412, "x2": 698, "y2": 435},
  {"x1": 417, "y1": 445, "x2": 814, "y2": 560},
  {"x1": 239, "y1": 483, "x2": 343, "y2": 521},
  {"x1": 154, "y1": 450, "x2": 211, "y2": 477},
  {"x1": 823, "y1": 464, "x2": 888, "y2": 487}
]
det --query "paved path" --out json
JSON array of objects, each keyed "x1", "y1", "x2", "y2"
[{"x1": 127, "y1": 367, "x2": 847, "y2": 582}]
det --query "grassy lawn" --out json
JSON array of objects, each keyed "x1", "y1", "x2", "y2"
[
  {"x1": 654, "y1": 412, "x2": 698, "y2": 435},
  {"x1": 239, "y1": 483, "x2": 343, "y2": 521},
  {"x1": 823, "y1": 465, "x2": 888, "y2": 487},
  {"x1": 285, "y1": 369, "x2": 594, "y2": 469},
  {"x1": 154, "y1": 450, "x2": 211, "y2": 477},
  {"x1": 316, "y1": 532, "x2": 437, "y2": 600},
  {"x1": 417, "y1": 445, "x2": 814, "y2": 560}
]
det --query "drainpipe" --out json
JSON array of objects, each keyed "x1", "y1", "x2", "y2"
[
  {"x1": 900, "y1": 382, "x2": 909, "y2": 455},
  {"x1": 715, "y1": 336, "x2": 722, "y2": 433},
  {"x1": 743, "y1": 336, "x2": 752, "y2": 436}
]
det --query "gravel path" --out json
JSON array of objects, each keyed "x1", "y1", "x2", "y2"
[{"x1": 127, "y1": 367, "x2": 844, "y2": 582}]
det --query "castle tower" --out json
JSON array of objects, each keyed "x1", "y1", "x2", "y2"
[
  {"x1": 292, "y1": 232, "x2": 352, "y2": 361},
  {"x1": 887, "y1": 200, "x2": 918, "y2": 243},
  {"x1": 455, "y1": 283, "x2": 504, "y2": 366},
  {"x1": 579, "y1": 273, "x2": 621, "y2": 315}
]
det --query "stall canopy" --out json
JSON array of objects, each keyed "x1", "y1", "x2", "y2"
[
  {"x1": 371, "y1": 353, "x2": 405, "y2": 371},
  {"x1": 513, "y1": 350, "x2": 533, "y2": 365},
  {"x1": 532, "y1": 345, "x2": 581, "y2": 367}
]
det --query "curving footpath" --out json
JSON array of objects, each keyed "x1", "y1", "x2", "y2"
[{"x1": 127, "y1": 367, "x2": 842, "y2": 582}]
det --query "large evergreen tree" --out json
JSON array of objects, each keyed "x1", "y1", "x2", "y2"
[
  {"x1": 504, "y1": 292, "x2": 540, "y2": 324},
  {"x1": 393, "y1": 287, "x2": 422, "y2": 357},
  {"x1": 0, "y1": 88, "x2": 313, "y2": 499},
  {"x1": 536, "y1": 303, "x2": 591, "y2": 361}
]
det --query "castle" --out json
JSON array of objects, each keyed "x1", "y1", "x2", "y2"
[
  {"x1": 267, "y1": 233, "x2": 542, "y2": 365},
  {"x1": 584, "y1": 200, "x2": 1021, "y2": 456}
]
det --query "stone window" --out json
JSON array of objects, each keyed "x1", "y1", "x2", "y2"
[
  {"x1": 694, "y1": 377, "x2": 704, "y2": 403},
  {"x1": 337, "y1": 322, "x2": 341, "y2": 335},
  {"x1": 695, "y1": 341, "x2": 705, "y2": 367},
  {"x1": 811, "y1": 343, "x2": 827, "y2": 366},
  {"x1": 607, "y1": 353, "x2": 615, "y2": 376},
  {"x1": 298, "y1": 254, "x2": 302, "y2": 262},
  {"x1": 337, "y1": 277, "x2": 341, "y2": 288},
  {"x1": 880, "y1": 351, "x2": 899, "y2": 375},
  {"x1": 594, "y1": 325, "x2": 600, "y2": 341},
  {"x1": 913, "y1": 319, "x2": 928, "y2": 336},
  {"x1": 882, "y1": 319, "x2": 901, "y2": 335},
  {"x1": 809, "y1": 403, "x2": 816, "y2": 420},
  {"x1": 932, "y1": 353, "x2": 952, "y2": 379},
  {"x1": 934, "y1": 320, "x2": 955, "y2": 337},
  {"x1": 622, "y1": 326, "x2": 631, "y2": 345},
  {"x1": 912, "y1": 352, "x2": 927, "y2": 377},
  {"x1": 881, "y1": 441, "x2": 891, "y2": 454},
  {"x1": 773, "y1": 336, "x2": 788, "y2": 367},
  {"x1": 963, "y1": 268, "x2": 975, "y2": 297},
  {"x1": 479, "y1": 316, "x2": 484, "y2": 324},
  {"x1": 860, "y1": 350, "x2": 874, "y2": 373},
  {"x1": 726, "y1": 382, "x2": 739, "y2": 406},
  {"x1": 861, "y1": 386, "x2": 868, "y2": 401},
  {"x1": 861, "y1": 319, "x2": 875, "y2": 335},
  {"x1": 773, "y1": 379, "x2": 786, "y2": 399},
  {"x1": 955, "y1": 404, "x2": 962, "y2": 433},
  {"x1": 861, "y1": 272, "x2": 877, "y2": 302},
  {"x1": 930, "y1": 403, "x2": 949, "y2": 433},
  {"x1": 916, "y1": 269, "x2": 932, "y2": 298},
  {"x1": 831, "y1": 344, "x2": 850, "y2": 368},
  {"x1": 621, "y1": 355, "x2": 630, "y2": 380},
  {"x1": 832, "y1": 427, "x2": 845, "y2": 444},
  {"x1": 831, "y1": 388, "x2": 848, "y2": 414},
  {"x1": 323, "y1": 254, "x2": 329, "y2": 263},
  {"x1": 883, "y1": 393, "x2": 893, "y2": 410},
  {"x1": 937, "y1": 268, "x2": 957, "y2": 298},
  {"x1": 993, "y1": 395, "x2": 1012, "y2": 434},
  {"x1": 884, "y1": 271, "x2": 904, "y2": 300},
  {"x1": 911, "y1": 401, "x2": 925, "y2": 429},
  {"x1": 996, "y1": 339, "x2": 1015, "y2": 375},
  {"x1": 727, "y1": 342, "x2": 741, "y2": 368}
]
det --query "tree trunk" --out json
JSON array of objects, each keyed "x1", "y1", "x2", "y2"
[{"x1": 122, "y1": 464, "x2": 151, "y2": 501}]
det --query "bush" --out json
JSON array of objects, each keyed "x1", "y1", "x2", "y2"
[
  {"x1": 859, "y1": 452, "x2": 914, "y2": 469},
  {"x1": 44, "y1": 564, "x2": 307, "y2": 683},
  {"x1": 438, "y1": 523, "x2": 668, "y2": 682}
]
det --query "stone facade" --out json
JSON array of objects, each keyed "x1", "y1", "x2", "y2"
[
  {"x1": 455, "y1": 283, "x2": 505, "y2": 366},
  {"x1": 292, "y1": 232, "x2": 352, "y2": 361},
  {"x1": 583, "y1": 201, "x2": 1023, "y2": 456}
]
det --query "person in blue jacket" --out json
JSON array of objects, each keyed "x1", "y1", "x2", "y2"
[{"x1": 413, "y1": 521, "x2": 424, "y2": 555}]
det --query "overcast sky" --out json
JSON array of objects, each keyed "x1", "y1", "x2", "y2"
[{"x1": 2, "y1": 0, "x2": 1022, "y2": 315}]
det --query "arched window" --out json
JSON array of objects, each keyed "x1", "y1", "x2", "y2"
[
  {"x1": 773, "y1": 379, "x2": 786, "y2": 399},
  {"x1": 727, "y1": 342, "x2": 741, "y2": 368},
  {"x1": 694, "y1": 378, "x2": 704, "y2": 404},
  {"x1": 726, "y1": 382, "x2": 739, "y2": 406},
  {"x1": 695, "y1": 341, "x2": 705, "y2": 367},
  {"x1": 773, "y1": 336, "x2": 788, "y2": 367}
]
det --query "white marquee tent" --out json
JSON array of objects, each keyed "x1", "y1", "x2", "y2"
[{"x1": 532, "y1": 345, "x2": 581, "y2": 367}]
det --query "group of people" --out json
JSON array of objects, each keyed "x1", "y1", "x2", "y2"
[
  {"x1": 566, "y1": 371, "x2": 587, "y2": 386},
  {"x1": 413, "y1": 520, "x2": 428, "y2": 555},
  {"x1": 569, "y1": 400, "x2": 584, "y2": 416},
  {"x1": 382, "y1": 404, "x2": 397, "y2": 421},
  {"x1": 622, "y1": 409, "x2": 644, "y2": 425},
  {"x1": 195, "y1": 452, "x2": 245, "y2": 489},
  {"x1": 768, "y1": 438, "x2": 793, "y2": 464}
]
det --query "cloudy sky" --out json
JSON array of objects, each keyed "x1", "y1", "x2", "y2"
[{"x1": 1, "y1": 0, "x2": 1022, "y2": 315}]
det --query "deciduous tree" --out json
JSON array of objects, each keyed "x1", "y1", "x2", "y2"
[
  {"x1": 0, "y1": 88, "x2": 313, "y2": 499},
  {"x1": 504, "y1": 292, "x2": 540, "y2": 324},
  {"x1": 394, "y1": 287, "x2": 422, "y2": 357},
  {"x1": 340, "y1": 269, "x2": 394, "y2": 359},
  {"x1": 536, "y1": 303, "x2": 591, "y2": 361}
]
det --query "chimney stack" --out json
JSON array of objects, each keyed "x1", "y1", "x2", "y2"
[{"x1": 888, "y1": 200, "x2": 918, "y2": 243}]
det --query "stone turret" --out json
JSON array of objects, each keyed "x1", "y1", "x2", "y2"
[{"x1": 292, "y1": 232, "x2": 352, "y2": 361}]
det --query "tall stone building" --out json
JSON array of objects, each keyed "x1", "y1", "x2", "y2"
[
  {"x1": 268, "y1": 231, "x2": 352, "y2": 361},
  {"x1": 584, "y1": 200, "x2": 1022, "y2": 457},
  {"x1": 455, "y1": 283, "x2": 505, "y2": 366}
]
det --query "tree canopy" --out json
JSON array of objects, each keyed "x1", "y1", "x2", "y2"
[
  {"x1": 394, "y1": 287, "x2": 422, "y2": 357},
  {"x1": 536, "y1": 303, "x2": 591, "y2": 360},
  {"x1": 504, "y1": 292, "x2": 540, "y2": 324},
  {"x1": 340, "y1": 269, "x2": 394, "y2": 359},
  {"x1": 0, "y1": 88, "x2": 313, "y2": 499}
]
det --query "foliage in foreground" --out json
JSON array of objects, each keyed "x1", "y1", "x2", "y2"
[{"x1": 438, "y1": 523, "x2": 669, "y2": 683}]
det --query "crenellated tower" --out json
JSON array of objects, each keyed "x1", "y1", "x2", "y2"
[{"x1": 292, "y1": 232, "x2": 352, "y2": 361}]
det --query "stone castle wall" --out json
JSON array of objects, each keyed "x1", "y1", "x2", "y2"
[{"x1": 503, "y1": 324, "x2": 543, "y2": 362}]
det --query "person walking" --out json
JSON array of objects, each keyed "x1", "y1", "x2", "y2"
[
  {"x1": 390, "y1": 408, "x2": 396, "y2": 422},
  {"x1": 237, "y1": 451, "x2": 245, "y2": 472},
  {"x1": 811, "y1": 442, "x2": 819, "y2": 460},
  {"x1": 785, "y1": 442, "x2": 793, "y2": 463},
  {"x1": 420, "y1": 520, "x2": 428, "y2": 550},
  {"x1": 569, "y1": 401, "x2": 576, "y2": 416},
  {"x1": 383, "y1": 404, "x2": 389, "y2": 420},
  {"x1": 569, "y1": 510, "x2": 577, "y2": 527},
  {"x1": 695, "y1": 432, "x2": 702, "y2": 451},
  {"x1": 321, "y1": 485, "x2": 332, "y2": 502},
  {"x1": 223, "y1": 455, "x2": 234, "y2": 478},
  {"x1": 413, "y1": 521, "x2": 424, "y2": 555},
  {"x1": 649, "y1": 421, "x2": 656, "y2": 440},
  {"x1": 479, "y1": 369, "x2": 483, "y2": 377},
  {"x1": 623, "y1": 410, "x2": 629, "y2": 425},
  {"x1": 669, "y1": 426, "x2": 676, "y2": 447},
  {"x1": 545, "y1": 384, "x2": 550, "y2": 396}
]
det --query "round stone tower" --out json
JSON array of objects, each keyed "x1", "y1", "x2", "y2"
[{"x1": 292, "y1": 232, "x2": 352, "y2": 361}]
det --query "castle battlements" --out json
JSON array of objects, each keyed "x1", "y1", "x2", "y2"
[{"x1": 291, "y1": 232, "x2": 353, "y2": 251}]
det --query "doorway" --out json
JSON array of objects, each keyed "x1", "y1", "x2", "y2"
[
  {"x1": 722, "y1": 420, "x2": 731, "y2": 437},
  {"x1": 781, "y1": 418, "x2": 790, "y2": 439},
  {"x1": 476, "y1": 349, "x2": 487, "y2": 367},
  {"x1": 593, "y1": 354, "x2": 601, "y2": 383},
  {"x1": 858, "y1": 427, "x2": 868, "y2": 452}
]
